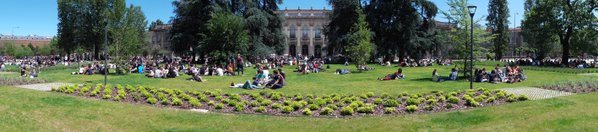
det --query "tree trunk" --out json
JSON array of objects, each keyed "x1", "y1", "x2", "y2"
[{"x1": 560, "y1": 26, "x2": 573, "y2": 66}]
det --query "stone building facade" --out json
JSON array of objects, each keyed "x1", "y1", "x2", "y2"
[
  {"x1": 147, "y1": 24, "x2": 173, "y2": 54},
  {"x1": 278, "y1": 9, "x2": 331, "y2": 57}
]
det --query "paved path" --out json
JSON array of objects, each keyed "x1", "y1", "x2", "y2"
[
  {"x1": 15, "y1": 83, "x2": 74, "y2": 91},
  {"x1": 500, "y1": 87, "x2": 574, "y2": 100}
]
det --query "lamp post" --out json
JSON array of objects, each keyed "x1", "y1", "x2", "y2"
[
  {"x1": 467, "y1": 5, "x2": 477, "y2": 89},
  {"x1": 104, "y1": 20, "x2": 108, "y2": 86}
]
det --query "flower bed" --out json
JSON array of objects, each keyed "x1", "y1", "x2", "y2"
[
  {"x1": 541, "y1": 81, "x2": 598, "y2": 93},
  {"x1": 52, "y1": 84, "x2": 528, "y2": 117}
]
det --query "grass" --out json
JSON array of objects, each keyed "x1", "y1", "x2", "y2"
[
  {"x1": 0, "y1": 86, "x2": 597, "y2": 131},
  {"x1": 3, "y1": 64, "x2": 597, "y2": 96}
]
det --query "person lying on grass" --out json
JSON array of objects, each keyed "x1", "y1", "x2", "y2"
[
  {"x1": 230, "y1": 79, "x2": 261, "y2": 89},
  {"x1": 266, "y1": 70, "x2": 285, "y2": 89},
  {"x1": 379, "y1": 68, "x2": 405, "y2": 81}
]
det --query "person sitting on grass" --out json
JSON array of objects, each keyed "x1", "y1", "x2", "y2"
[
  {"x1": 20, "y1": 67, "x2": 27, "y2": 77},
  {"x1": 255, "y1": 70, "x2": 267, "y2": 85},
  {"x1": 432, "y1": 69, "x2": 440, "y2": 82},
  {"x1": 146, "y1": 67, "x2": 155, "y2": 78},
  {"x1": 448, "y1": 68, "x2": 458, "y2": 81},
  {"x1": 266, "y1": 70, "x2": 285, "y2": 89},
  {"x1": 379, "y1": 68, "x2": 405, "y2": 81},
  {"x1": 29, "y1": 69, "x2": 38, "y2": 78},
  {"x1": 190, "y1": 72, "x2": 205, "y2": 82},
  {"x1": 278, "y1": 68, "x2": 286, "y2": 79}
]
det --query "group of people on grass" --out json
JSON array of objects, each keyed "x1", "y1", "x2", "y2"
[
  {"x1": 230, "y1": 68, "x2": 286, "y2": 89},
  {"x1": 473, "y1": 65, "x2": 526, "y2": 83}
]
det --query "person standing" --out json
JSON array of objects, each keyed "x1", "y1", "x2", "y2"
[{"x1": 235, "y1": 54, "x2": 244, "y2": 76}]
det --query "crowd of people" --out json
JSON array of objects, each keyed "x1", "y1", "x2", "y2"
[
  {"x1": 504, "y1": 58, "x2": 597, "y2": 68},
  {"x1": 473, "y1": 65, "x2": 526, "y2": 84}
]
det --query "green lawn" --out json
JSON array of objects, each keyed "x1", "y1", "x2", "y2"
[
  {"x1": 1, "y1": 86, "x2": 597, "y2": 131},
  {"x1": 5, "y1": 64, "x2": 597, "y2": 95},
  {"x1": 1, "y1": 64, "x2": 597, "y2": 131}
]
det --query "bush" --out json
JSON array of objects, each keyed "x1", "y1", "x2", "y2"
[
  {"x1": 307, "y1": 104, "x2": 320, "y2": 110},
  {"x1": 448, "y1": 97, "x2": 460, "y2": 104},
  {"x1": 294, "y1": 95, "x2": 303, "y2": 101},
  {"x1": 250, "y1": 101, "x2": 260, "y2": 107},
  {"x1": 235, "y1": 104, "x2": 244, "y2": 112},
  {"x1": 320, "y1": 107, "x2": 334, "y2": 115},
  {"x1": 270, "y1": 93, "x2": 282, "y2": 100},
  {"x1": 229, "y1": 94, "x2": 241, "y2": 101},
  {"x1": 102, "y1": 95, "x2": 112, "y2": 99},
  {"x1": 340, "y1": 107, "x2": 354, "y2": 116},
  {"x1": 383, "y1": 99, "x2": 400, "y2": 107},
  {"x1": 518, "y1": 95, "x2": 529, "y2": 101},
  {"x1": 327, "y1": 104, "x2": 338, "y2": 110},
  {"x1": 281, "y1": 106, "x2": 294, "y2": 113},
  {"x1": 373, "y1": 98, "x2": 383, "y2": 105},
  {"x1": 406, "y1": 105, "x2": 418, "y2": 112},
  {"x1": 260, "y1": 100, "x2": 272, "y2": 106},
  {"x1": 486, "y1": 97, "x2": 496, "y2": 102},
  {"x1": 172, "y1": 97, "x2": 183, "y2": 106},
  {"x1": 366, "y1": 92, "x2": 375, "y2": 98},
  {"x1": 189, "y1": 99, "x2": 202, "y2": 107},
  {"x1": 384, "y1": 107, "x2": 395, "y2": 114},
  {"x1": 215, "y1": 103, "x2": 225, "y2": 109},
  {"x1": 315, "y1": 98, "x2": 327, "y2": 106},
  {"x1": 255, "y1": 106, "x2": 266, "y2": 113},
  {"x1": 407, "y1": 98, "x2": 423, "y2": 106},
  {"x1": 302, "y1": 108, "x2": 312, "y2": 115},
  {"x1": 427, "y1": 98, "x2": 437, "y2": 105},
  {"x1": 356, "y1": 105, "x2": 374, "y2": 114},
  {"x1": 291, "y1": 101, "x2": 305, "y2": 110},
  {"x1": 208, "y1": 101, "x2": 215, "y2": 106},
  {"x1": 271, "y1": 103, "x2": 282, "y2": 109},
  {"x1": 147, "y1": 97, "x2": 158, "y2": 104}
]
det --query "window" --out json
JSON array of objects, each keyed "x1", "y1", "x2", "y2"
[
  {"x1": 290, "y1": 26, "x2": 296, "y2": 39},
  {"x1": 315, "y1": 27, "x2": 321, "y2": 39},
  {"x1": 302, "y1": 26, "x2": 309, "y2": 40}
]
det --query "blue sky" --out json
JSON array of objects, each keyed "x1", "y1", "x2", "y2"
[{"x1": 0, "y1": 0, "x2": 524, "y2": 37}]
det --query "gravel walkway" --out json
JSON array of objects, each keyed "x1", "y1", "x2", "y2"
[
  {"x1": 15, "y1": 83, "x2": 74, "y2": 91},
  {"x1": 500, "y1": 87, "x2": 574, "y2": 100}
]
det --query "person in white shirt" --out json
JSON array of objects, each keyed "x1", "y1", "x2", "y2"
[{"x1": 216, "y1": 67, "x2": 224, "y2": 76}]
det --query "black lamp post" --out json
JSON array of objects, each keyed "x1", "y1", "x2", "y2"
[
  {"x1": 467, "y1": 5, "x2": 477, "y2": 89},
  {"x1": 104, "y1": 19, "x2": 108, "y2": 86}
]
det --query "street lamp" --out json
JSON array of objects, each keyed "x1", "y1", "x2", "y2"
[{"x1": 467, "y1": 5, "x2": 476, "y2": 89}]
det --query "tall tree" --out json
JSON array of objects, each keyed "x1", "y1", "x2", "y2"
[
  {"x1": 201, "y1": 11, "x2": 249, "y2": 65},
  {"x1": 364, "y1": 0, "x2": 438, "y2": 62},
  {"x1": 442, "y1": 0, "x2": 494, "y2": 77},
  {"x1": 325, "y1": 0, "x2": 361, "y2": 56},
  {"x1": 486, "y1": 0, "x2": 509, "y2": 60},
  {"x1": 521, "y1": 0, "x2": 558, "y2": 60},
  {"x1": 345, "y1": 8, "x2": 375, "y2": 69},
  {"x1": 171, "y1": 0, "x2": 214, "y2": 56},
  {"x1": 522, "y1": 0, "x2": 596, "y2": 65}
]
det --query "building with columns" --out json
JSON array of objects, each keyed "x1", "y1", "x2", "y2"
[{"x1": 278, "y1": 9, "x2": 331, "y2": 57}]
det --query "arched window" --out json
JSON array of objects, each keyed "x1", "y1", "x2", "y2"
[
  {"x1": 289, "y1": 25, "x2": 296, "y2": 39},
  {"x1": 315, "y1": 45, "x2": 322, "y2": 58},
  {"x1": 302, "y1": 45, "x2": 309, "y2": 56},
  {"x1": 315, "y1": 27, "x2": 321, "y2": 39},
  {"x1": 289, "y1": 45, "x2": 296, "y2": 56}
]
